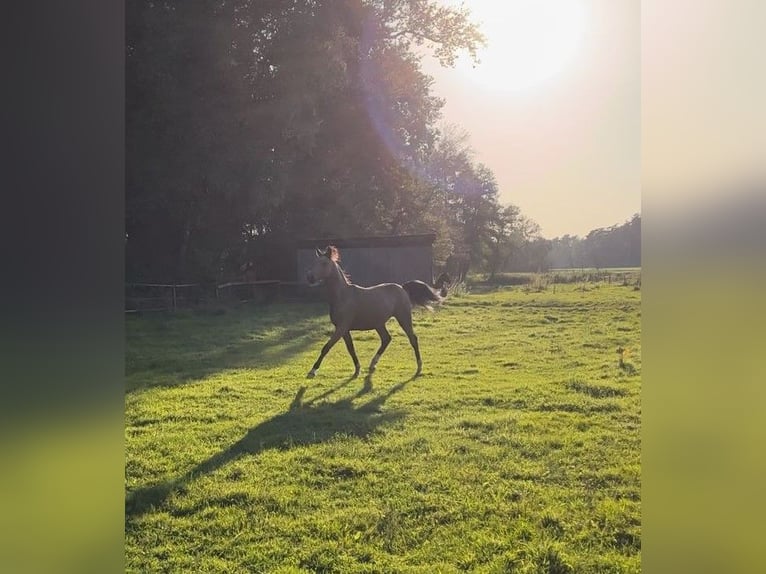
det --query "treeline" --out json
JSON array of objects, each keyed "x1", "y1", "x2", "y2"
[
  {"x1": 547, "y1": 214, "x2": 641, "y2": 270},
  {"x1": 126, "y1": 0, "x2": 548, "y2": 283}
]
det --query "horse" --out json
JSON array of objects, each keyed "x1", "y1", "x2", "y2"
[{"x1": 305, "y1": 245, "x2": 446, "y2": 379}]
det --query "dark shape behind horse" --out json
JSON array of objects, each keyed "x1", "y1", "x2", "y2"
[
  {"x1": 446, "y1": 253, "x2": 470, "y2": 283},
  {"x1": 305, "y1": 246, "x2": 448, "y2": 378}
]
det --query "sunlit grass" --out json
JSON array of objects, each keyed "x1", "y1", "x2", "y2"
[{"x1": 126, "y1": 282, "x2": 640, "y2": 572}]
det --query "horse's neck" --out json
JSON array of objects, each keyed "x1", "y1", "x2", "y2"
[{"x1": 325, "y1": 262, "x2": 350, "y2": 303}]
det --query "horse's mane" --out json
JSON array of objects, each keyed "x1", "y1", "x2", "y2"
[
  {"x1": 324, "y1": 245, "x2": 351, "y2": 284},
  {"x1": 325, "y1": 245, "x2": 340, "y2": 262},
  {"x1": 338, "y1": 264, "x2": 351, "y2": 284}
]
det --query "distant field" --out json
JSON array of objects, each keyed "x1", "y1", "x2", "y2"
[
  {"x1": 466, "y1": 268, "x2": 641, "y2": 286},
  {"x1": 126, "y1": 282, "x2": 641, "y2": 572}
]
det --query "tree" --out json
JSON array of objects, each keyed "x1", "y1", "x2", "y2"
[
  {"x1": 547, "y1": 214, "x2": 641, "y2": 270},
  {"x1": 126, "y1": 0, "x2": 485, "y2": 281}
]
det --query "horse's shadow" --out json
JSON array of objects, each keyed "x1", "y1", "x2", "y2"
[{"x1": 125, "y1": 375, "x2": 413, "y2": 521}]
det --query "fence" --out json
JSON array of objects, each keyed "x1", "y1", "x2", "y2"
[
  {"x1": 125, "y1": 283, "x2": 206, "y2": 312},
  {"x1": 214, "y1": 280, "x2": 280, "y2": 304},
  {"x1": 125, "y1": 280, "x2": 324, "y2": 312}
]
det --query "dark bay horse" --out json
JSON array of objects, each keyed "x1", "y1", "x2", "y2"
[{"x1": 306, "y1": 246, "x2": 446, "y2": 379}]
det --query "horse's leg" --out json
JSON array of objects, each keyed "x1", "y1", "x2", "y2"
[
  {"x1": 369, "y1": 326, "x2": 392, "y2": 373},
  {"x1": 395, "y1": 311, "x2": 422, "y2": 376},
  {"x1": 307, "y1": 327, "x2": 345, "y2": 378},
  {"x1": 343, "y1": 332, "x2": 361, "y2": 378}
]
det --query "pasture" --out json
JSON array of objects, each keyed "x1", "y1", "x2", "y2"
[{"x1": 125, "y1": 280, "x2": 641, "y2": 573}]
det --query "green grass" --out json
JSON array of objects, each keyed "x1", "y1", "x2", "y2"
[{"x1": 126, "y1": 282, "x2": 641, "y2": 573}]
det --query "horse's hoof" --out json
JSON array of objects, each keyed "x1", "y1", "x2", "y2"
[
  {"x1": 307, "y1": 370, "x2": 316, "y2": 379},
  {"x1": 352, "y1": 369, "x2": 361, "y2": 379}
]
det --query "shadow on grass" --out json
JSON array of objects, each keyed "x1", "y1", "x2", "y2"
[
  {"x1": 126, "y1": 302, "x2": 328, "y2": 392},
  {"x1": 125, "y1": 375, "x2": 415, "y2": 522}
]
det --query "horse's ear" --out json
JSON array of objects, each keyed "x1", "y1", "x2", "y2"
[{"x1": 315, "y1": 248, "x2": 323, "y2": 257}]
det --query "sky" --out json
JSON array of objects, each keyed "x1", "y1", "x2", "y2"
[
  {"x1": 641, "y1": 0, "x2": 766, "y2": 209},
  {"x1": 420, "y1": 0, "x2": 640, "y2": 238}
]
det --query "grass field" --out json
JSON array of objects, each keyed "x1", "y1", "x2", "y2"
[{"x1": 126, "y1": 280, "x2": 641, "y2": 573}]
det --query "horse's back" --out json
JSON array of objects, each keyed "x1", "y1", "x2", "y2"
[
  {"x1": 354, "y1": 282, "x2": 408, "y2": 308},
  {"x1": 346, "y1": 282, "x2": 409, "y2": 330}
]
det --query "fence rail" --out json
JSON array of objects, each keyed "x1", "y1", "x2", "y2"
[
  {"x1": 214, "y1": 280, "x2": 280, "y2": 304},
  {"x1": 125, "y1": 283, "x2": 205, "y2": 312},
  {"x1": 125, "y1": 280, "x2": 321, "y2": 312}
]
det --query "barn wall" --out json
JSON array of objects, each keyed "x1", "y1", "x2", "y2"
[{"x1": 297, "y1": 245, "x2": 433, "y2": 287}]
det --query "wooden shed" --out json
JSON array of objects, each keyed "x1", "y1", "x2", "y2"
[{"x1": 296, "y1": 233, "x2": 436, "y2": 287}]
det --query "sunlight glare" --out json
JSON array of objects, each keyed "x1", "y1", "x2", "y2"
[{"x1": 458, "y1": 0, "x2": 587, "y2": 93}]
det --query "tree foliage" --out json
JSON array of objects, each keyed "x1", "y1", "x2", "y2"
[
  {"x1": 548, "y1": 214, "x2": 641, "y2": 270},
  {"x1": 126, "y1": 0, "x2": 547, "y2": 282}
]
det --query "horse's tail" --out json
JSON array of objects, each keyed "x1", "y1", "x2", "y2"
[{"x1": 402, "y1": 280, "x2": 445, "y2": 310}]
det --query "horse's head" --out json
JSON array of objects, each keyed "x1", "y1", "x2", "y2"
[{"x1": 306, "y1": 245, "x2": 340, "y2": 286}]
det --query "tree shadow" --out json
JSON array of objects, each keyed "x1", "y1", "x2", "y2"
[
  {"x1": 125, "y1": 376, "x2": 414, "y2": 521},
  {"x1": 126, "y1": 302, "x2": 328, "y2": 392}
]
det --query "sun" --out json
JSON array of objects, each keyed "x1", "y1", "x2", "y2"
[{"x1": 457, "y1": 0, "x2": 587, "y2": 93}]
